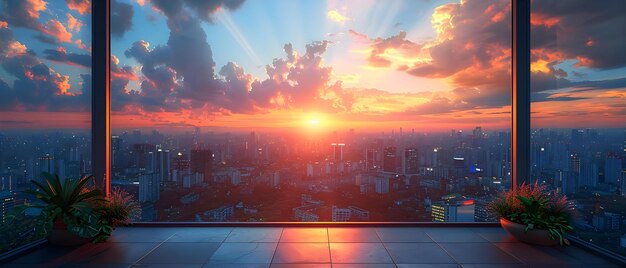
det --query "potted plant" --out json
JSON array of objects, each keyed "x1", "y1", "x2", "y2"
[
  {"x1": 489, "y1": 182, "x2": 575, "y2": 246},
  {"x1": 95, "y1": 188, "x2": 141, "y2": 229},
  {"x1": 10, "y1": 173, "x2": 112, "y2": 245}
]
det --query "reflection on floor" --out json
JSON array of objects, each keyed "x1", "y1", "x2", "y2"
[{"x1": 3, "y1": 226, "x2": 622, "y2": 267}]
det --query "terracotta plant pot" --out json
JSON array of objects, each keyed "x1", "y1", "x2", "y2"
[
  {"x1": 47, "y1": 219, "x2": 91, "y2": 246},
  {"x1": 500, "y1": 218, "x2": 559, "y2": 246}
]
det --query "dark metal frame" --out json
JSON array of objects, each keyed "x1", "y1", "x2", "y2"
[
  {"x1": 92, "y1": 0, "x2": 110, "y2": 195},
  {"x1": 512, "y1": 0, "x2": 531, "y2": 187}
]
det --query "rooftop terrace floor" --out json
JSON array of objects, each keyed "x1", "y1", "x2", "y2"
[{"x1": 3, "y1": 226, "x2": 622, "y2": 267}]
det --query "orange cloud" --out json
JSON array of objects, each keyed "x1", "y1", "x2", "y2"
[
  {"x1": 53, "y1": 73, "x2": 72, "y2": 95},
  {"x1": 67, "y1": 0, "x2": 91, "y2": 15},
  {"x1": 26, "y1": 0, "x2": 47, "y2": 19},
  {"x1": 136, "y1": 0, "x2": 146, "y2": 7},
  {"x1": 574, "y1": 56, "x2": 593, "y2": 68},
  {"x1": 530, "y1": 48, "x2": 565, "y2": 74},
  {"x1": 75, "y1": 39, "x2": 90, "y2": 51},
  {"x1": 530, "y1": 13, "x2": 560, "y2": 28},
  {"x1": 4, "y1": 41, "x2": 28, "y2": 58},
  {"x1": 41, "y1": 19, "x2": 73, "y2": 43},
  {"x1": 66, "y1": 13, "x2": 83, "y2": 32},
  {"x1": 0, "y1": 21, "x2": 7, "y2": 28}
]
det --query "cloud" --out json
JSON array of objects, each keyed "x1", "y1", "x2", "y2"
[
  {"x1": 66, "y1": 13, "x2": 83, "y2": 32},
  {"x1": 34, "y1": 34, "x2": 59, "y2": 45},
  {"x1": 0, "y1": 24, "x2": 90, "y2": 112},
  {"x1": 0, "y1": 25, "x2": 28, "y2": 59},
  {"x1": 41, "y1": 19, "x2": 73, "y2": 43},
  {"x1": 75, "y1": 39, "x2": 90, "y2": 51},
  {"x1": 532, "y1": 0, "x2": 626, "y2": 70},
  {"x1": 119, "y1": 2, "x2": 352, "y2": 117},
  {"x1": 43, "y1": 46, "x2": 91, "y2": 67},
  {"x1": 366, "y1": 31, "x2": 425, "y2": 68},
  {"x1": 66, "y1": 0, "x2": 91, "y2": 15},
  {"x1": 0, "y1": 0, "x2": 46, "y2": 29},
  {"x1": 136, "y1": 0, "x2": 146, "y2": 7},
  {"x1": 327, "y1": 10, "x2": 349, "y2": 23},
  {"x1": 348, "y1": 29, "x2": 368, "y2": 42},
  {"x1": 111, "y1": 0, "x2": 134, "y2": 38},
  {"x1": 150, "y1": 0, "x2": 245, "y2": 23},
  {"x1": 355, "y1": 0, "x2": 512, "y2": 114}
]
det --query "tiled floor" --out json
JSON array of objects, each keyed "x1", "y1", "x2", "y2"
[{"x1": 3, "y1": 226, "x2": 622, "y2": 268}]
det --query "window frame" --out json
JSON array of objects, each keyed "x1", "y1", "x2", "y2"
[{"x1": 92, "y1": 0, "x2": 530, "y2": 219}]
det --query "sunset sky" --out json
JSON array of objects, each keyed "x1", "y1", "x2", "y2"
[{"x1": 0, "y1": 0, "x2": 624, "y2": 131}]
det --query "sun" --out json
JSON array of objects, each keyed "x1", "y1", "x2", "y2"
[
  {"x1": 304, "y1": 113, "x2": 326, "y2": 129},
  {"x1": 307, "y1": 118, "x2": 321, "y2": 126}
]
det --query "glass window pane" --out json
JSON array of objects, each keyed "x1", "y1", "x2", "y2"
[
  {"x1": 0, "y1": 0, "x2": 92, "y2": 254},
  {"x1": 531, "y1": 0, "x2": 626, "y2": 258},
  {"x1": 111, "y1": 0, "x2": 511, "y2": 222}
]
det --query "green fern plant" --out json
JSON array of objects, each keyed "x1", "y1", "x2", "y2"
[{"x1": 9, "y1": 173, "x2": 112, "y2": 242}]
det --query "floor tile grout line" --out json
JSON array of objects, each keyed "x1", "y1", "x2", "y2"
[
  {"x1": 268, "y1": 227, "x2": 284, "y2": 265},
  {"x1": 374, "y1": 227, "x2": 398, "y2": 267},
  {"x1": 131, "y1": 232, "x2": 177, "y2": 266},
  {"x1": 221, "y1": 227, "x2": 235, "y2": 243},
  {"x1": 327, "y1": 227, "x2": 333, "y2": 268},
  {"x1": 426, "y1": 232, "x2": 462, "y2": 266}
]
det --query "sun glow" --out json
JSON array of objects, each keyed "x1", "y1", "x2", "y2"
[{"x1": 304, "y1": 113, "x2": 327, "y2": 130}]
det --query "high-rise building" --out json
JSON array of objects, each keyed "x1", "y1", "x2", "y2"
[
  {"x1": 375, "y1": 176, "x2": 390, "y2": 194},
  {"x1": 570, "y1": 153, "x2": 581, "y2": 173},
  {"x1": 366, "y1": 148, "x2": 378, "y2": 169},
  {"x1": 0, "y1": 171, "x2": 14, "y2": 192},
  {"x1": 130, "y1": 144, "x2": 155, "y2": 169},
  {"x1": 191, "y1": 149, "x2": 213, "y2": 178},
  {"x1": 431, "y1": 199, "x2": 475, "y2": 222},
  {"x1": 173, "y1": 152, "x2": 190, "y2": 171},
  {"x1": 38, "y1": 154, "x2": 54, "y2": 174},
  {"x1": 605, "y1": 153, "x2": 622, "y2": 184},
  {"x1": 331, "y1": 143, "x2": 345, "y2": 162},
  {"x1": 0, "y1": 190, "x2": 16, "y2": 224},
  {"x1": 383, "y1": 147, "x2": 397, "y2": 173},
  {"x1": 156, "y1": 149, "x2": 171, "y2": 182},
  {"x1": 139, "y1": 173, "x2": 160, "y2": 203},
  {"x1": 111, "y1": 135, "x2": 122, "y2": 169},
  {"x1": 404, "y1": 147, "x2": 418, "y2": 174}
]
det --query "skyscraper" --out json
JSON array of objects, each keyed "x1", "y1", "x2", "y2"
[
  {"x1": 383, "y1": 147, "x2": 397, "y2": 173},
  {"x1": 605, "y1": 153, "x2": 622, "y2": 184},
  {"x1": 404, "y1": 147, "x2": 418, "y2": 174},
  {"x1": 130, "y1": 144, "x2": 155, "y2": 170},
  {"x1": 38, "y1": 154, "x2": 54, "y2": 174},
  {"x1": 331, "y1": 143, "x2": 345, "y2": 162},
  {"x1": 156, "y1": 149, "x2": 171, "y2": 182},
  {"x1": 191, "y1": 149, "x2": 213, "y2": 178},
  {"x1": 139, "y1": 173, "x2": 160, "y2": 203},
  {"x1": 431, "y1": 199, "x2": 475, "y2": 222}
]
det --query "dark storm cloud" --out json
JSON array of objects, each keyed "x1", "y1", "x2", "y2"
[
  {"x1": 531, "y1": 0, "x2": 626, "y2": 70},
  {"x1": 0, "y1": 0, "x2": 46, "y2": 30},
  {"x1": 34, "y1": 34, "x2": 60, "y2": 45},
  {"x1": 43, "y1": 48, "x2": 91, "y2": 67},
  {"x1": 532, "y1": 92, "x2": 589, "y2": 103},
  {"x1": 150, "y1": 0, "x2": 245, "y2": 23},
  {"x1": 111, "y1": 0, "x2": 134, "y2": 38}
]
